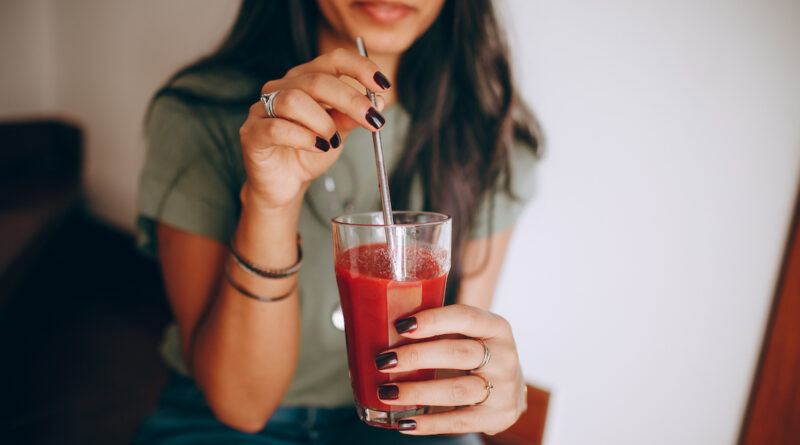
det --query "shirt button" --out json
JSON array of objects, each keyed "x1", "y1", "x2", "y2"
[{"x1": 331, "y1": 303, "x2": 345, "y2": 331}]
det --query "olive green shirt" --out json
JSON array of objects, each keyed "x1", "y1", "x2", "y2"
[{"x1": 136, "y1": 69, "x2": 537, "y2": 408}]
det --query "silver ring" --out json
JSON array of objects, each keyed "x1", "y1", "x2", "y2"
[
  {"x1": 472, "y1": 338, "x2": 491, "y2": 371},
  {"x1": 472, "y1": 373, "x2": 494, "y2": 405},
  {"x1": 260, "y1": 91, "x2": 280, "y2": 118}
]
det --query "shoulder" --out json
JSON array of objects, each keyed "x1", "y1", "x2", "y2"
[
  {"x1": 168, "y1": 66, "x2": 260, "y2": 102},
  {"x1": 510, "y1": 137, "x2": 539, "y2": 161},
  {"x1": 468, "y1": 139, "x2": 540, "y2": 239},
  {"x1": 508, "y1": 139, "x2": 539, "y2": 186},
  {"x1": 148, "y1": 67, "x2": 258, "y2": 123},
  {"x1": 147, "y1": 66, "x2": 258, "y2": 151},
  {"x1": 493, "y1": 136, "x2": 539, "y2": 199}
]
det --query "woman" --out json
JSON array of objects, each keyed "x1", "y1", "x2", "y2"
[{"x1": 134, "y1": 0, "x2": 541, "y2": 443}]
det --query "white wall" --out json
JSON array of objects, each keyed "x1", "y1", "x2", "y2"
[
  {"x1": 496, "y1": 1, "x2": 800, "y2": 444},
  {"x1": 47, "y1": 0, "x2": 239, "y2": 229},
  {"x1": 0, "y1": 0, "x2": 55, "y2": 115},
  {"x1": 1, "y1": 1, "x2": 799, "y2": 444},
  {"x1": 0, "y1": 0, "x2": 238, "y2": 229}
]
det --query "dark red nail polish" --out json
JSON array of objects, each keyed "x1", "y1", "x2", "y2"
[
  {"x1": 330, "y1": 132, "x2": 341, "y2": 149},
  {"x1": 315, "y1": 136, "x2": 330, "y2": 152},
  {"x1": 395, "y1": 317, "x2": 417, "y2": 334},
  {"x1": 398, "y1": 419, "x2": 417, "y2": 431},
  {"x1": 373, "y1": 71, "x2": 391, "y2": 89},
  {"x1": 375, "y1": 351, "x2": 398, "y2": 370},
  {"x1": 366, "y1": 107, "x2": 385, "y2": 129},
  {"x1": 378, "y1": 385, "x2": 399, "y2": 400}
]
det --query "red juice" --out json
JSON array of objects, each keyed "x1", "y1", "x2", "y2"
[{"x1": 335, "y1": 243, "x2": 448, "y2": 415}]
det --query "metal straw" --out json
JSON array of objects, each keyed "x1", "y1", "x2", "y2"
[{"x1": 356, "y1": 37, "x2": 402, "y2": 279}]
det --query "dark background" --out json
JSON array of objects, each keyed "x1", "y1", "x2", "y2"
[
  {"x1": 0, "y1": 121, "x2": 172, "y2": 443},
  {"x1": 0, "y1": 210, "x2": 171, "y2": 444}
]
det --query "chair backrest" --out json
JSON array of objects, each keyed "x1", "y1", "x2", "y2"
[{"x1": 0, "y1": 119, "x2": 82, "y2": 208}]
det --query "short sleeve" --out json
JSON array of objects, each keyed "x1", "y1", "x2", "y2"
[
  {"x1": 136, "y1": 95, "x2": 240, "y2": 258},
  {"x1": 469, "y1": 143, "x2": 538, "y2": 239}
]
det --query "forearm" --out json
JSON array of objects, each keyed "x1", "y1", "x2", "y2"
[{"x1": 190, "y1": 189, "x2": 304, "y2": 432}]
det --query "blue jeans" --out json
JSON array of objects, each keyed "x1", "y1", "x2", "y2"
[{"x1": 132, "y1": 374, "x2": 482, "y2": 444}]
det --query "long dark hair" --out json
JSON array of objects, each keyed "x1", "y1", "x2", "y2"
[{"x1": 153, "y1": 0, "x2": 541, "y2": 304}]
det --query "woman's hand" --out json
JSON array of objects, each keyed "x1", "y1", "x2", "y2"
[
  {"x1": 375, "y1": 304, "x2": 527, "y2": 436},
  {"x1": 238, "y1": 48, "x2": 390, "y2": 210}
]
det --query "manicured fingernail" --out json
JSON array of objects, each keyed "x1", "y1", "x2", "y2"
[
  {"x1": 375, "y1": 351, "x2": 398, "y2": 370},
  {"x1": 366, "y1": 107, "x2": 385, "y2": 129},
  {"x1": 330, "y1": 132, "x2": 341, "y2": 149},
  {"x1": 395, "y1": 317, "x2": 417, "y2": 334},
  {"x1": 378, "y1": 385, "x2": 399, "y2": 400},
  {"x1": 315, "y1": 136, "x2": 330, "y2": 152},
  {"x1": 398, "y1": 419, "x2": 417, "y2": 431},
  {"x1": 373, "y1": 71, "x2": 391, "y2": 89}
]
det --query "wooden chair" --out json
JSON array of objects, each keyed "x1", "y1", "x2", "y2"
[{"x1": 0, "y1": 119, "x2": 83, "y2": 305}]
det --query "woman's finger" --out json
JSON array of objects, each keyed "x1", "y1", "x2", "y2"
[
  {"x1": 241, "y1": 114, "x2": 332, "y2": 154},
  {"x1": 272, "y1": 72, "x2": 384, "y2": 131},
  {"x1": 376, "y1": 375, "x2": 489, "y2": 407},
  {"x1": 285, "y1": 47, "x2": 390, "y2": 93},
  {"x1": 326, "y1": 92, "x2": 387, "y2": 134},
  {"x1": 394, "y1": 304, "x2": 511, "y2": 341},
  {"x1": 252, "y1": 90, "x2": 340, "y2": 146},
  {"x1": 375, "y1": 338, "x2": 485, "y2": 372},
  {"x1": 395, "y1": 406, "x2": 511, "y2": 435}
]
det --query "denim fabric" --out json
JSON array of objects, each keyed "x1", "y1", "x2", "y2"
[{"x1": 132, "y1": 374, "x2": 482, "y2": 445}]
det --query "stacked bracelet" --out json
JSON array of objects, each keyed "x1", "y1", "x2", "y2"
[
  {"x1": 224, "y1": 262, "x2": 297, "y2": 302},
  {"x1": 230, "y1": 235, "x2": 303, "y2": 278},
  {"x1": 225, "y1": 235, "x2": 302, "y2": 302}
]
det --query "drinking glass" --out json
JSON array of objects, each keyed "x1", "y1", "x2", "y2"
[{"x1": 332, "y1": 211, "x2": 452, "y2": 428}]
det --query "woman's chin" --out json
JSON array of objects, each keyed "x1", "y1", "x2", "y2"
[
  {"x1": 320, "y1": 19, "x2": 416, "y2": 56},
  {"x1": 317, "y1": 0, "x2": 444, "y2": 57},
  {"x1": 352, "y1": 30, "x2": 417, "y2": 56}
]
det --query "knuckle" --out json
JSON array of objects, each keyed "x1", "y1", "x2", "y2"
[
  {"x1": 452, "y1": 304, "x2": 472, "y2": 319},
  {"x1": 285, "y1": 65, "x2": 300, "y2": 77},
  {"x1": 450, "y1": 382, "x2": 470, "y2": 404},
  {"x1": 421, "y1": 310, "x2": 439, "y2": 331},
  {"x1": 502, "y1": 407, "x2": 521, "y2": 428},
  {"x1": 483, "y1": 409, "x2": 518, "y2": 436},
  {"x1": 406, "y1": 385, "x2": 423, "y2": 403},
  {"x1": 406, "y1": 346, "x2": 420, "y2": 367},
  {"x1": 262, "y1": 80, "x2": 278, "y2": 94},
  {"x1": 305, "y1": 73, "x2": 327, "y2": 93},
  {"x1": 448, "y1": 341, "x2": 472, "y2": 362},
  {"x1": 330, "y1": 47, "x2": 349, "y2": 62},
  {"x1": 461, "y1": 306, "x2": 480, "y2": 326},
  {"x1": 280, "y1": 89, "x2": 303, "y2": 110},
  {"x1": 497, "y1": 314, "x2": 512, "y2": 332},
  {"x1": 262, "y1": 120, "x2": 280, "y2": 139},
  {"x1": 449, "y1": 416, "x2": 470, "y2": 433},
  {"x1": 500, "y1": 351, "x2": 519, "y2": 371}
]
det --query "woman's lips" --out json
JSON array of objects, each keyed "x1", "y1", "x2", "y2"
[{"x1": 352, "y1": 1, "x2": 413, "y2": 23}]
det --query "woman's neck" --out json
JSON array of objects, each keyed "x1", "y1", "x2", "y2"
[{"x1": 317, "y1": 23, "x2": 399, "y2": 107}]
